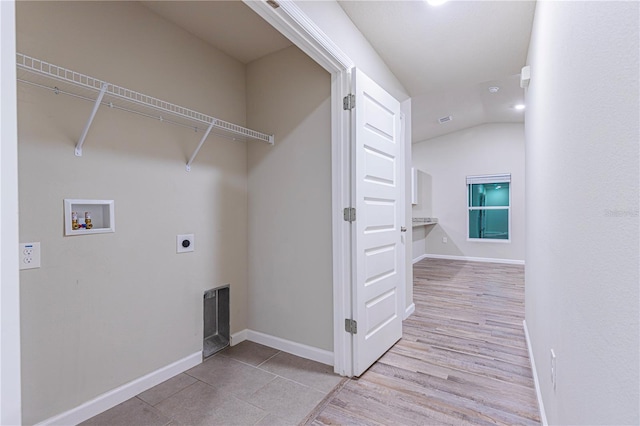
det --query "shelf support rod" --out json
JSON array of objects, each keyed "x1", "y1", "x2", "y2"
[
  {"x1": 75, "y1": 82, "x2": 108, "y2": 157},
  {"x1": 186, "y1": 120, "x2": 216, "y2": 172}
]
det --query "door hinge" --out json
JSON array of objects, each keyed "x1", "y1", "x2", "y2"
[
  {"x1": 345, "y1": 319, "x2": 358, "y2": 334},
  {"x1": 343, "y1": 207, "x2": 356, "y2": 222},
  {"x1": 343, "y1": 94, "x2": 355, "y2": 110}
]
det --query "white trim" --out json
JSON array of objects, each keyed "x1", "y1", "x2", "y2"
[
  {"x1": 0, "y1": 1, "x2": 22, "y2": 424},
  {"x1": 417, "y1": 254, "x2": 525, "y2": 265},
  {"x1": 330, "y1": 69, "x2": 353, "y2": 377},
  {"x1": 398, "y1": 111, "x2": 408, "y2": 335},
  {"x1": 523, "y1": 320, "x2": 548, "y2": 426},
  {"x1": 245, "y1": 329, "x2": 334, "y2": 367},
  {"x1": 242, "y1": 0, "x2": 353, "y2": 74},
  {"x1": 35, "y1": 352, "x2": 201, "y2": 426},
  {"x1": 467, "y1": 237, "x2": 512, "y2": 244},
  {"x1": 466, "y1": 173, "x2": 511, "y2": 185},
  {"x1": 404, "y1": 303, "x2": 415, "y2": 320},
  {"x1": 413, "y1": 253, "x2": 429, "y2": 264},
  {"x1": 244, "y1": 0, "x2": 355, "y2": 377},
  {"x1": 230, "y1": 329, "x2": 248, "y2": 346}
]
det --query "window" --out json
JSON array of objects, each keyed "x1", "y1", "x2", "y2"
[{"x1": 467, "y1": 174, "x2": 511, "y2": 241}]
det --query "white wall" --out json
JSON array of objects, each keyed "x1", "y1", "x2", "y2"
[
  {"x1": 0, "y1": 1, "x2": 22, "y2": 424},
  {"x1": 412, "y1": 123, "x2": 525, "y2": 262},
  {"x1": 294, "y1": 0, "x2": 408, "y2": 102},
  {"x1": 525, "y1": 1, "x2": 639, "y2": 424},
  {"x1": 17, "y1": 2, "x2": 250, "y2": 423},
  {"x1": 246, "y1": 46, "x2": 333, "y2": 351}
]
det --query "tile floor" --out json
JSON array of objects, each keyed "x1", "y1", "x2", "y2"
[{"x1": 81, "y1": 341, "x2": 344, "y2": 426}]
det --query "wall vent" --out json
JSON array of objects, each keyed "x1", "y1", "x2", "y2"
[
  {"x1": 438, "y1": 115, "x2": 453, "y2": 124},
  {"x1": 203, "y1": 285, "x2": 230, "y2": 358}
]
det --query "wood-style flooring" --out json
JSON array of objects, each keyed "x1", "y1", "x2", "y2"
[{"x1": 306, "y1": 258, "x2": 540, "y2": 425}]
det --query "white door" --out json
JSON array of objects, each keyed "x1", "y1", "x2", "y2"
[{"x1": 351, "y1": 68, "x2": 404, "y2": 376}]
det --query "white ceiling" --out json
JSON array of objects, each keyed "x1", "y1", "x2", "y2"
[
  {"x1": 142, "y1": 0, "x2": 536, "y2": 143},
  {"x1": 338, "y1": 0, "x2": 536, "y2": 142}
]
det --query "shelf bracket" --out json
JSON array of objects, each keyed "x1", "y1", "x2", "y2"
[
  {"x1": 75, "y1": 82, "x2": 108, "y2": 157},
  {"x1": 186, "y1": 120, "x2": 216, "y2": 172}
]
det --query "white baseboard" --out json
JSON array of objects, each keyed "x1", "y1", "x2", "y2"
[
  {"x1": 404, "y1": 303, "x2": 415, "y2": 319},
  {"x1": 417, "y1": 253, "x2": 525, "y2": 265},
  {"x1": 413, "y1": 254, "x2": 428, "y2": 264},
  {"x1": 523, "y1": 320, "x2": 548, "y2": 426},
  {"x1": 36, "y1": 351, "x2": 201, "y2": 426},
  {"x1": 230, "y1": 329, "x2": 248, "y2": 346},
  {"x1": 237, "y1": 329, "x2": 334, "y2": 367}
]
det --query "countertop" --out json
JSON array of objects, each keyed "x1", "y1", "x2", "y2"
[{"x1": 412, "y1": 217, "x2": 438, "y2": 227}]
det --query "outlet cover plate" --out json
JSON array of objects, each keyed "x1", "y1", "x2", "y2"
[
  {"x1": 20, "y1": 242, "x2": 41, "y2": 270},
  {"x1": 177, "y1": 234, "x2": 194, "y2": 253}
]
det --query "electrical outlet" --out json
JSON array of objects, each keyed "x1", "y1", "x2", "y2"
[
  {"x1": 177, "y1": 234, "x2": 194, "y2": 253},
  {"x1": 442, "y1": 237, "x2": 448, "y2": 243},
  {"x1": 550, "y1": 349, "x2": 557, "y2": 390},
  {"x1": 19, "y1": 242, "x2": 41, "y2": 270}
]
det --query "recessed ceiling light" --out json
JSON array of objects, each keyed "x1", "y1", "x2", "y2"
[
  {"x1": 488, "y1": 86, "x2": 500, "y2": 94},
  {"x1": 426, "y1": 0, "x2": 449, "y2": 6},
  {"x1": 514, "y1": 104, "x2": 526, "y2": 110}
]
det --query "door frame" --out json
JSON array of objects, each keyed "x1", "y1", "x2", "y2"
[
  {"x1": 0, "y1": 0, "x2": 23, "y2": 423},
  {"x1": 243, "y1": 0, "x2": 358, "y2": 376}
]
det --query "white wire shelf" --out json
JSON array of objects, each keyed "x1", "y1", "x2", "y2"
[{"x1": 16, "y1": 53, "x2": 274, "y2": 171}]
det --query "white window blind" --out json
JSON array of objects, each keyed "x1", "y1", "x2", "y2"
[{"x1": 466, "y1": 173, "x2": 511, "y2": 185}]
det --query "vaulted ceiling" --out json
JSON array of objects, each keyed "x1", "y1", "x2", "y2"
[
  {"x1": 338, "y1": 0, "x2": 536, "y2": 142},
  {"x1": 142, "y1": 0, "x2": 536, "y2": 142}
]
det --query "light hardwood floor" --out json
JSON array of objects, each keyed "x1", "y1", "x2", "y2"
[{"x1": 306, "y1": 258, "x2": 540, "y2": 426}]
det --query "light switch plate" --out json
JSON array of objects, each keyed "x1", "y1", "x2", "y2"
[
  {"x1": 20, "y1": 242, "x2": 41, "y2": 270},
  {"x1": 177, "y1": 234, "x2": 194, "y2": 253}
]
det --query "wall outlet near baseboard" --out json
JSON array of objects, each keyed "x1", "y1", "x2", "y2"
[{"x1": 442, "y1": 237, "x2": 448, "y2": 243}]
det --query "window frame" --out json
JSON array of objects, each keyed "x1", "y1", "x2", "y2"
[{"x1": 466, "y1": 174, "x2": 512, "y2": 243}]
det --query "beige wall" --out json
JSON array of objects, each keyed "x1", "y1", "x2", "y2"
[
  {"x1": 525, "y1": 1, "x2": 639, "y2": 424},
  {"x1": 17, "y1": 2, "x2": 249, "y2": 423},
  {"x1": 412, "y1": 123, "x2": 525, "y2": 262},
  {"x1": 246, "y1": 46, "x2": 333, "y2": 351}
]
